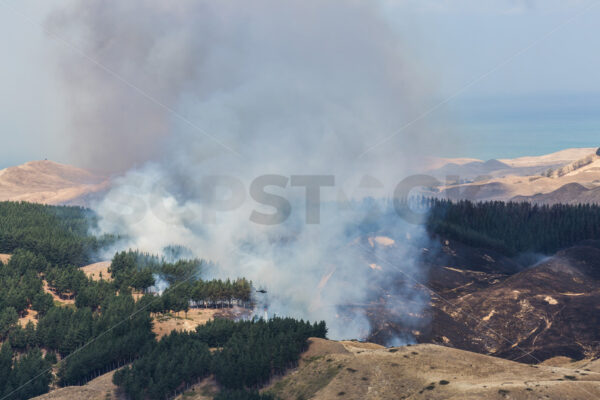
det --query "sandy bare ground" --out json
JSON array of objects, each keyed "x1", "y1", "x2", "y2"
[
  {"x1": 152, "y1": 306, "x2": 251, "y2": 339},
  {"x1": 0, "y1": 253, "x2": 11, "y2": 264},
  {"x1": 43, "y1": 280, "x2": 75, "y2": 306},
  {"x1": 152, "y1": 308, "x2": 222, "y2": 338},
  {"x1": 267, "y1": 339, "x2": 600, "y2": 400},
  {"x1": 19, "y1": 308, "x2": 38, "y2": 327},
  {"x1": 80, "y1": 261, "x2": 112, "y2": 281}
]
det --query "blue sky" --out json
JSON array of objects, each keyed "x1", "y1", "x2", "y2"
[{"x1": 0, "y1": 0, "x2": 599, "y2": 168}]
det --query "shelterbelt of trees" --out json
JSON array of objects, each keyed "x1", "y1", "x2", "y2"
[
  {"x1": 0, "y1": 201, "x2": 324, "y2": 400},
  {"x1": 426, "y1": 198, "x2": 600, "y2": 255},
  {"x1": 114, "y1": 318, "x2": 327, "y2": 400},
  {"x1": 109, "y1": 250, "x2": 253, "y2": 310}
]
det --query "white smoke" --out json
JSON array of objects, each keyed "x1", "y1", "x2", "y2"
[{"x1": 50, "y1": 0, "x2": 454, "y2": 339}]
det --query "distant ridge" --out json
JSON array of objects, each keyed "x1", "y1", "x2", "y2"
[
  {"x1": 512, "y1": 182, "x2": 600, "y2": 205},
  {"x1": 430, "y1": 147, "x2": 600, "y2": 204},
  {"x1": 542, "y1": 153, "x2": 600, "y2": 178},
  {"x1": 499, "y1": 147, "x2": 597, "y2": 168},
  {"x1": 6, "y1": 147, "x2": 600, "y2": 207},
  {"x1": 0, "y1": 160, "x2": 109, "y2": 206}
]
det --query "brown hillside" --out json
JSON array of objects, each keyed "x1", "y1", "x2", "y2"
[
  {"x1": 513, "y1": 183, "x2": 600, "y2": 205},
  {"x1": 0, "y1": 160, "x2": 109, "y2": 206},
  {"x1": 266, "y1": 339, "x2": 600, "y2": 400},
  {"x1": 32, "y1": 338, "x2": 600, "y2": 400},
  {"x1": 32, "y1": 370, "x2": 118, "y2": 400},
  {"x1": 80, "y1": 261, "x2": 112, "y2": 281}
]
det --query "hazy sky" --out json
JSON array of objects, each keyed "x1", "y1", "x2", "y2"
[{"x1": 1, "y1": 0, "x2": 599, "y2": 168}]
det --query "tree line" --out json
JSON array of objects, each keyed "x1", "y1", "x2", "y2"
[
  {"x1": 110, "y1": 250, "x2": 254, "y2": 311},
  {"x1": 426, "y1": 198, "x2": 600, "y2": 255},
  {"x1": 113, "y1": 317, "x2": 327, "y2": 400}
]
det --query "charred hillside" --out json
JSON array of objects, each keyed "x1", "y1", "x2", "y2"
[
  {"x1": 426, "y1": 242, "x2": 600, "y2": 362},
  {"x1": 367, "y1": 237, "x2": 600, "y2": 364},
  {"x1": 364, "y1": 200, "x2": 600, "y2": 363}
]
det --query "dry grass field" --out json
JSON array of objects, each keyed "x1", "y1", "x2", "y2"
[
  {"x1": 265, "y1": 339, "x2": 600, "y2": 400},
  {"x1": 32, "y1": 337, "x2": 600, "y2": 400},
  {"x1": 80, "y1": 261, "x2": 112, "y2": 281},
  {"x1": 32, "y1": 370, "x2": 119, "y2": 400},
  {"x1": 152, "y1": 306, "x2": 251, "y2": 338}
]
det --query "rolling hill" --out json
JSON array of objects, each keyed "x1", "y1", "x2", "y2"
[
  {"x1": 431, "y1": 147, "x2": 600, "y2": 203},
  {"x1": 366, "y1": 238, "x2": 600, "y2": 364},
  {"x1": 33, "y1": 338, "x2": 600, "y2": 400},
  {"x1": 512, "y1": 183, "x2": 600, "y2": 205},
  {"x1": 7, "y1": 150, "x2": 600, "y2": 400},
  {"x1": 0, "y1": 160, "x2": 108, "y2": 206},
  {"x1": 3, "y1": 147, "x2": 600, "y2": 208}
]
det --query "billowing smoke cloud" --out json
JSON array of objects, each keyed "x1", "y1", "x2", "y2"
[{"x1": 49, "y1": 0, "x2": 453, "y2": 339}]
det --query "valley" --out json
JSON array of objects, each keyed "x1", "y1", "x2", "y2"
[{"x1": 1, "y1": 148, "x2": 600, "y2": 400}]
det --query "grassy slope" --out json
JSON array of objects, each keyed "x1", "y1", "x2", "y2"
[
  {"x1": 266, "y1": 339, "x2": 600, "y2": 400},
  {"x1": 32, "y1": 339, "x2": 600, "y2": 400}
]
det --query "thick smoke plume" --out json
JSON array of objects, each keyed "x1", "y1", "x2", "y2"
[{"x1": 50, "y1": 0, "x2": 452, "y2": 339}]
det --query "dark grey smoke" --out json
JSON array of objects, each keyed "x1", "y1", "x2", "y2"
[
  {"x1": 48, "y1": 0, "x2": 450, "y2": 173},
  {"x1": 50, "y1": 0, "x2": 453, "y2": 340}
]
